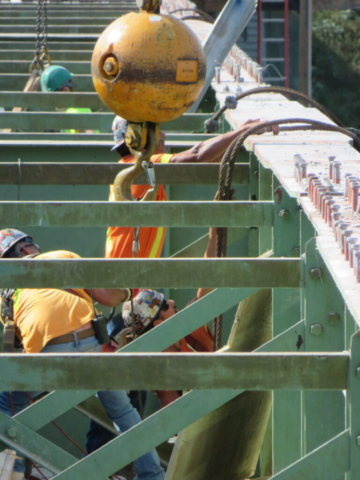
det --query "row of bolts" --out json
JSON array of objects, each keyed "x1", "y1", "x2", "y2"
[
  {"x1": 216, "y1": 48, "x2": 263, "y2": 85},
  {"x1": 294, "y1": 154, "x2": 360, "y2": 282}
]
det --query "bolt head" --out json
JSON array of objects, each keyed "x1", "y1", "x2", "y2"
[
  {"x1": 327, "y1": 312, "x2": 341, "y2": 325},
  {"x1": 310, "y1": 323, "x2": 323, "y2": 336},
  {"x1": 7, "y1": 427, "x2": 17, "y2": 438},
  {"x1": 292, "y1": 246, "x2": 300, "y2": 257},
  {"x1": 279, "y1": 209, "x2": 289, "y2": 218},
  {"x1": 310, "y1": 267, "x2": 322, "y2": 280},
  {"x1": 357, "y1": 435, "x2": 360, "y2": 446},
  {"x1": 357, "y1": 367, "x2": 360, "y2": 378}
]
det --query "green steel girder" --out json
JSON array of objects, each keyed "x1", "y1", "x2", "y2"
[
  {"x1": 0, "y1": 26, "x2": 106, "y2": 34},
  {"x1": 303, "y1": 238, "x2": 346, "y2": 454},
  {"x1": 0, "y1": 60, "x2": 92, "y2": 74},
  {"x1": 0, "y1": 74, "x2": 93, "y2": 92},
  {"x1": 0, "y1": 162, "x2": 244, "y2": 185},
  {"x1": 0, "y1": 258, "x2": 301, "y2": 289},
  {"x1": 0, "y1": 92, "x2": 106, "y2": 109},
  {"x1": 0, "y1": 201, "x2": 272, "y2": 228},
  {"x1": 0, "y1": 111, "x2": 215, "y2": 132},
  {"x1": 349, "y1": 331, "x2": 360, "y2": 480},
  {"x1": 0, "y1": 50, "x2": 93, "y2": 61},
  {"x1": 0, "y1": 41, "x2": 99, "y2": 50},
  {"x1": 0, "y1": 17, "x2": 117, "y2": 25},
  {"x1": 0, "y1": 352, "x2": 348, "y2": 391},
  {"x1": 9, "y1": 326, "x2": 329, "y2": 480},
  {"x1": 270, "y1": 430, "x2": 350, "y2": 480},
  {"x1": 0, "y1": 411, "x2": 77, "y2": 474},
  {"x1": 13, "y1": 288, "x2": 260, "y2": 433},
  {"x1": 0, "y1": 142, "x2": 206, "y2": 162},
  {"x1": 0, "y1": 133, "x2": 216, "y2": 142}
]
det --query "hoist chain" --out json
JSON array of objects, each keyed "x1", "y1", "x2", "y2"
[{"x1": 30, "y1": 0, "x2": 51, "y2": 73}]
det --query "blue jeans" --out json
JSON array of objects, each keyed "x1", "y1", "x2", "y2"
[{"x1": 0, "y1": 335, "x2": 164, "y2": 480}]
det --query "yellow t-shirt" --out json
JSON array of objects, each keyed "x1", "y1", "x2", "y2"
[{"x1": 13, "y1": 251, "x2": 95, "y2": 353}]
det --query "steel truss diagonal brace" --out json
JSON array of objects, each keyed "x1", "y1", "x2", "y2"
[
  {"x1": 270, "y1": 430, "x2": 350, "y2": 480},
  {"x1": 50, "y1": 323, "x2": 315, "y2": 480},
  {"x1": 12, "y1": 288, "x2": 260, "y2": 432},
  {"x1": 0, "y1": 411, "x2": 77, "y2": 474}
]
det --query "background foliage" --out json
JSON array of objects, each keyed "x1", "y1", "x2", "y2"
[{"x1": 312, "y1": 9, "x2": 360, "y2": 128}]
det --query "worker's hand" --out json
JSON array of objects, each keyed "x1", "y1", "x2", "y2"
[{"x1": 242, "y1": 118, "x2": 280, "y2": 135}]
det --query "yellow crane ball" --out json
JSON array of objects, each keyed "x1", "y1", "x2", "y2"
[{"x1": 92, "y1": 11, "x2": 206, "y2": 123}]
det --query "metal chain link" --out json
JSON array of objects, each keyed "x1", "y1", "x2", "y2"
[{"x1": 30, "y1": 0, "x2": 51, "y2": 72}]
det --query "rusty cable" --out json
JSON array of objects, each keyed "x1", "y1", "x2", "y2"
[{"x1": 212, "y1": 117, "x2": 360, "y2": 350}]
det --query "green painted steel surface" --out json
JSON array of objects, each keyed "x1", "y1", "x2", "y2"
[
  {"x1": 272, "y1": 183, "x2": 302, "y2": 473},
  {"x1": 11, "y1": 328, "x2": 322, "y2": 480},
  {"x1": 270, "y1": 430, "x2": 350, "y2": 480},
  {"x1": 0, "y1": 411, "x2": 77, "y2": 473},
  {"x1": 0, "y1": 353, "x2": 349, "y2": 391},
  {"x1": 0, "y1": 60, "x2": 92, "y2": 74},
  {"x1": 0, "y1": 258, "x2": 301, "y2": 289},
  {"x1": 304, "y1": 238, "x2": 346, "y2": 456},
  {"x1": 0, "y1": 201, "x2": 273, "y2": 227},
  {"x1": 0, "y1": 111, "x2": 215, "y2": 131},
  {"x1": 0, "y1": 91, "x2": 106, "y2": 109},
  {"x1": 349, "y1": 331, "x2": 360, "y2": 480},
  {"x1": 0, "y1": 162, "x2": 246, "y2": 185}
]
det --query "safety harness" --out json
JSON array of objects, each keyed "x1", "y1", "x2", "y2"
[{"x1": 0, "y1": 288, "x2": 21, "y2": 352}]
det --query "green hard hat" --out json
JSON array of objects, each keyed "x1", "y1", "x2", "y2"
[{"x1": 40, "y1": 65, "x2": 73, "y2": 92}]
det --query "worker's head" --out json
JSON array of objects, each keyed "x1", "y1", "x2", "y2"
[
  {"x1": 0, "y1": 229, "x2": 40, "y2": 258},
  {"x1": 122, "y1": 289, "x2": 178, "y2": 335},
  {"x1": 111, "y1": 115, "x2": 166, "y2": 157},
  {"x1": 40, "y1": 65, "x2": 74, "y2": 92}
]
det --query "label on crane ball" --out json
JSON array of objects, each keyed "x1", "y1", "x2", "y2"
[{"x1": 176, "y1": 60, "x2": 198, "y2": 83}]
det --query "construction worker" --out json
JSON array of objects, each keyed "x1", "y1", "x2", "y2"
[
  {"x1": 106, "y1": 116, "x2": 265, "y2": 259},
  {"x1": 86, "y1": 226, "x2": 216, "y2": 458},
  {"x1": 40, "y1": 64, "x2": 74, "y2": 93},
  {"x1": 0, "y1": 228, "x2": 165, "y2": 480},
  {"x1": 40, "y1": 64, "x2": 94, "y2": 133}
]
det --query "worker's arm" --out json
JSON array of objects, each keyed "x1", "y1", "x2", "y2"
[
  {"x1": 170, "y1": 119, "x2": 263, "y2": 164},
  {"x1": 85, "y1": 288, "x2": 130, "y2": 307}
]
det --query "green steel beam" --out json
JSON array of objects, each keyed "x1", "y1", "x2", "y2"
[
  {"x1": 13, "y1": 288, "x2": 260, "y2": 432},
  {"x1": 0, "y1": 162, "x2": 243, "y2": 185},
  {"x1": 270, "y1": 430, "x2": 350, "y2": 480},
  {"x1": 0, "y1": 201, "x2": 273, "y2": 228},
  {"x1": 0, "y1": 133, "x2": 216, "y2": 142},
  {"x1": 1, "y1": 141, "x2": 229, "y2": 162},
  {"x1": 0, "y1": 142, "x2": 206, "y2": 162},
  {"x1": 349, "y1": 331, "x2": 360, "y2": 480},
  {"x1": 0, "y1": 92, "x2": 106, "y2": 109},
  {"x1": 0, "y1": 26, "x2": 106, "y2": 34},
  {"x1": 37, "y1": 327, "x2": 339, "y2": 480},
  {"x1": 0, "y1": 50, "x2": 93, "y2": 61},
  {"x1": 0, "y1": 17, "x2": 117, "y2": 25},
  {"x1": 0, "y1": 74, "x2": 95, "y2": 92},
  {"x1": 0, "y1": 353, "x2": 349, "y2": 391},
  {"x1": 0, "y1": 111, "x2": 213, "y2": 132},
  {"x1": 0, "y1": 61, "x2": 93, "y2": 75},
  {"x1": 0, "y1": 258, "x2": 301, "y2": 289},
  {"x1": 0, "y1": 41, "x2": 99, "y2": 50},
  {"x1": 0, "y1": 411, "x2": 77, "y2": 474}
]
